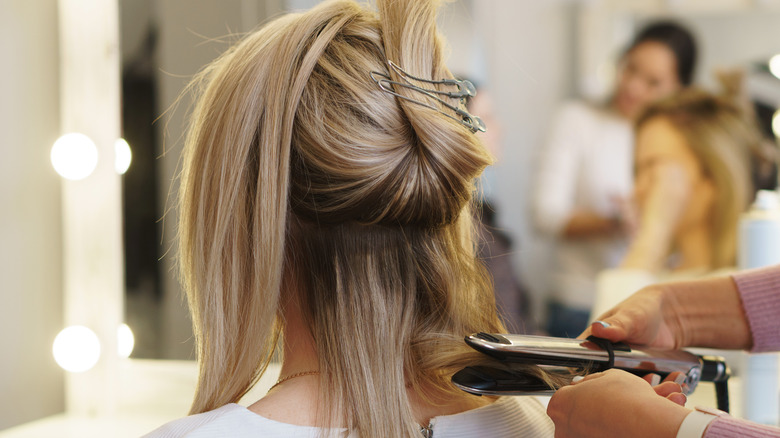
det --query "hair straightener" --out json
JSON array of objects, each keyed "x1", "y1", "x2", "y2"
[{"x1": 452, "y1": 333, "x2": 731, "y2": 412}]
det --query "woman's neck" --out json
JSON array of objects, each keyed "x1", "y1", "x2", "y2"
[
  {"x1": 280, "y1": 294, "x2": 319, "y2": 377},
  {"x1": 247, "y1": 292, "x2": 321, "y2": 427},
  {"x1": 673, "y1": 224, "x2": 712, "y2": 271},
  {"x1": 249, "y1": 290, "x2": 494, "y2": 427}
]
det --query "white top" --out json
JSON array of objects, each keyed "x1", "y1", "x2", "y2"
[
  {"x1": 533, "y1": 100, "x2": 633, "y2": 310},
  {"x1": 142, "y1": 396, "x2": 553, "y2": 437}
]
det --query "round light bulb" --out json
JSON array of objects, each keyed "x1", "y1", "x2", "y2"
[
  {"x1": 50, "y1": 133, "x2": 98, "y2": 180},
  {"x1": 114, "y1": 138, "x2": 132, "y2": 174},
  {"x1": 117, "y1": 323, "x2": 135, "y2": 358},
  {"x1": 52, "y1": 325, "x2": 101, "y2": 373},
  {"x1": 772, "y1": 109, "x2": 780, "y2": 138},
  {"x1": 770, "y1": 54, "x2": 780, "y2": 80}
]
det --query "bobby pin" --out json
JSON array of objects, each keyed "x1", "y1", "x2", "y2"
[
  {"x1": 370, "y1": 61, "x2": 486, "y2": 133},
  {"x1": 387, "y1": 60, "x2": 477, "y2": 98}
]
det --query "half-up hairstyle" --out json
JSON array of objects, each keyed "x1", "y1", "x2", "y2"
[{"x1": 178, "y1": 0, "x2": 526, "y2": 435}]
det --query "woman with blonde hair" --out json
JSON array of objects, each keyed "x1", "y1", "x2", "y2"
[
  {"x1": 145, "y1": 0, "x2": 555, "y2": 436},
  {"x1": 620, "y1": 76, "x2": 763, "y2": 272}
]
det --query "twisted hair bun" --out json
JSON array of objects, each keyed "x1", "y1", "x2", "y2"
[{"x1": 289, "y1": 0, "x2": 490, "y2": 228}]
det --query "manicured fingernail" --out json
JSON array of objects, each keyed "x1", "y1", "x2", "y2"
[
  {"x1": 650, "y1": 374, "x2": 661, "y2": 386},
  {"x1": 674, "y1": 374, "x2": 686, "y2": 385},
  {"x1": 571, "y1": 375, "x2": 584, "y2": 384},
  {"x1": 594, "y1": 320, "x2": 610, "y2": 328}
]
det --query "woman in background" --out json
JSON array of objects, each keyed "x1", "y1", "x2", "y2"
[
  {"x1": 535, "y1": 22, "x2": 697, "y2": 337},
  {"x1": 145, "y1": 0, "x2": 556, "y2": 436},
  {"x1": 620, "y1": 77, "x2": 760, "y2": 272}
]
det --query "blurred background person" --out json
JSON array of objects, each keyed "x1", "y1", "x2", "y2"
[
  {"x1": 534, "y1": 21, "x2": 698, "y2": 337},
  {"x1": 620, "y1": 75, "x2": 762, "y2": 273},
  {"x1": 591, "y1": 73, "x2": 774, "y2": 320}
]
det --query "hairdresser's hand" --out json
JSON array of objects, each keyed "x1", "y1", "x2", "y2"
[
  {"x1": 580, "y1": 284, "x2": 682, "y2": 349},
  {"x1": 547, "y1": 369, "x2": 690, "y2": 438},
  {"x1": 582, "y1": 275, "x2": 752, "y2": 351}
]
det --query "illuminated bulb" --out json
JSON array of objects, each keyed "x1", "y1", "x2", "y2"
[
  {"x1": 52, "y1": 326, "x2": 101, "y2": 373},
  {"x1": 773, "y1": 110, "x2": 780, "y2": 138},
  {"x1": 117, "y1": 323, "x2": 135, "y2": 358},
  {"x1": 114, "y1": 138, "x2": 132, "y2": 174},
  {"x1": 770, "y1": 54, "x2": 780, "y2": 80},
  {"x1": 50, "y1": 133, "x2": 98, "y2": 180}
]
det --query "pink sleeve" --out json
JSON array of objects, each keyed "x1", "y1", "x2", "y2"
[
  {"x1": 705, "y1": 416, "x2": 780, "y2": 437},
  {"x1": 731, "y1": 265, "x2": 780, "y2": 353}
]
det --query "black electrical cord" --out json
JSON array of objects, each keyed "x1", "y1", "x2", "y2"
[
  {"x1": 714, "y1": 380, "x2": 730, "y2": 413},
  {"x1": 700, "y1": 356, "x2": 731, "y2": 413}
]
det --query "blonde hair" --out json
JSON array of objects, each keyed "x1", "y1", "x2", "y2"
[
  {"x1": 637, "y1": 81, "x2": 760, "y2": 268},
  {"x1": 177, "y1": 0, "x2": 542, "y2": 435}
]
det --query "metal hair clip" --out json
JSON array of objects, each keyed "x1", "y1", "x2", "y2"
[
  {"x1": 370, "y1": 61, "x2": 486, "y2": 133},
  {"x1": 387, "y1": 60, "x2": 477, "y2": 98}
]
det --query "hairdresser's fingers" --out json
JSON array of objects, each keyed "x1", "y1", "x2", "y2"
[
  {"x1": 578, "y1": 309, "x2": 639, "y2": 341},
  {"x1": 666, "y1": 392, "x2": 687, "y2": 406},
  {"x1": 587, "y1": 317, "x2": 632, "y2": 342},
  {"x1": 663, "y1": 372, "x2": 686, "y2": 385},
  {"x1": 587, "y1": 288, "x2": 674, "y2": 348},
  {"x1": 653, "y1": 381, "x2": 683, "y2": 397},
  {"x1": 576, "y1": 325, "x2": 593, "y2": 340},
  {"x1": 642, "y1": 373, "x2": 663, "y2": 386}
]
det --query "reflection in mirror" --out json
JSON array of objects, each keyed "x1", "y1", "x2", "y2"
[
  {"x1": 119, "y1": 0, "x2": 780, "y2": 362},
  {"x1": 121, "y1": 2, "x2": 161, "y2": 359},
  {"x1": 120, "y1": 0, "x2": 290, "y2": 360}
]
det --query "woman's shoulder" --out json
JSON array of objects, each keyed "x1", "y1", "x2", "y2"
[
  {"x1": 141, "y1": 404, "x2": 245, "y2": 438},
  {"x1": 141, "y1": 403, "x2": 325, "y2": 438},
  {"x1": 142, "y1": 398, "x2": 553, "y2": 438}
]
